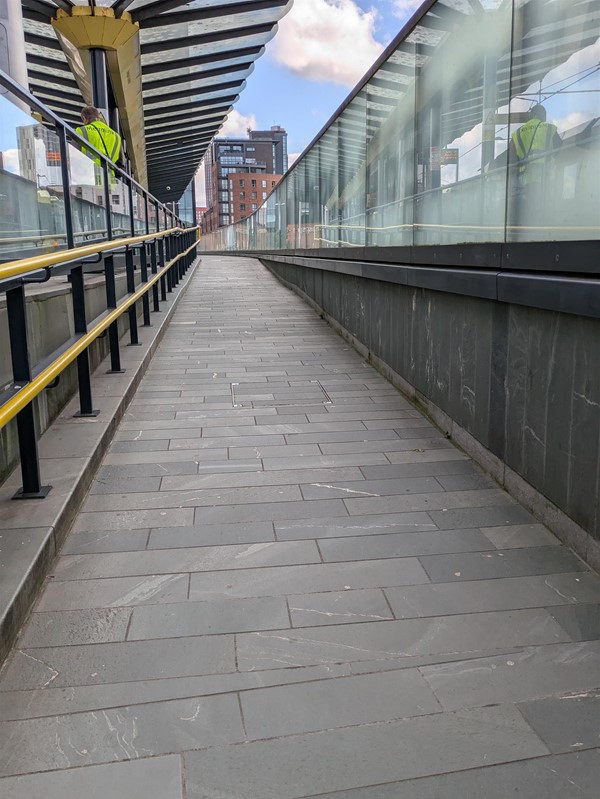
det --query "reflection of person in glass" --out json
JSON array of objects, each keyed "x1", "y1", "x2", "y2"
[
  {"x1": 510, "y1": 104, "x2": 561, "y2": 186},
  {"x1": 509, "y1": 104, "x2": 561, "y2": 232},
  {"x1": 76, "y1": 106, "x2": 122, "y2": 186}
]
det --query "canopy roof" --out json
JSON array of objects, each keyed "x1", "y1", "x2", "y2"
[{"x1": 21, "y1": 0, "x2": 292, "y2": 202}]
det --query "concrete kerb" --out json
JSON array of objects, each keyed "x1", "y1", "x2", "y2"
[
  {"x1": 263, "y1": 260, "x2": 598, "y2": 574},
  {"x1": 0, "y1": 257, "x2": 201, "y2": 666}
]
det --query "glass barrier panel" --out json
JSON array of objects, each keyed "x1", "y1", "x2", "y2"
[
  {"x1": 315, "y1": 123, "x2": 339, "y2": 248},
  {"x1": 507, "y1": 0, "x2": 600, "y2": 242},
  {"x1": 366, "y1": 35, "x2": 416, "y2": 247},
  {"x1": 0, "y1": 95, "x2": 68, "y2": 261},
  {"x1": 109, "y1": 174, "x2": 132, "y2": 239},
  {"x1": 412, "y1": 0, "x2": 511, "y2": 245},
  {"x1": 67, "y1": 138, "x2": 109, "y2": 245},
  {"x1": 132, "y1": 186, "x2": 147, "y2": 234},
  {"x1": 339, "y1": 89, "x2": 367, "y2": 248}
]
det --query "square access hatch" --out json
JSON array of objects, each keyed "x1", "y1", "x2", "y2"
[{"x1": 231, "y1": 380, "x2": 333, "y2": 409}]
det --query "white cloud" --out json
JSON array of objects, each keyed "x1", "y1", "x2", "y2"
[
  {"x1": 271, "y1": 0, "x2": 384, "y2": 87},
  {"x1": 288, "y1": 152, "x2": 301, "y2": 166},
  {"x1": 391, "y1": 0, "x2": 423, "y2": 19},
  {"x1": 1, "y1": 147, "x2": 20, "y2": 174},
  {"x1": 218, "y1": 110, "x2": 258, "y2": 138}
]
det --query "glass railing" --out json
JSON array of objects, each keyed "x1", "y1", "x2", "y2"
[
  {"x1": 201, "y1": 0, "x2": 600, "y2": 252},
  {"x1": 0, "y1": 72, "x2": 191, "y2": 262}
]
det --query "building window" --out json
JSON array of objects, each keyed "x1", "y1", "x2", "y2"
[
  {"x1": 251, "y1": 179, "x2": 257, "y2": 187},
  {"x1": 112, "y1": 195, "x2": 120, "y2": 204},
  {"x1": 251, "y1": 204, "x2": 257, "y2": 211},
  {"x1": 271, "y1": 181, "x2": 276, "y2": 187},
  {"x1": 240, "y1": 203, "x2": 246, "y2": 211},
  {"x1": 97, "y1": 195, "x2": 103, "y2": 205},
  {"x1": 240, "y1": 191, "x2": 245, "y2": 199},
  {"x1": 262, "y1": 180, "x2": 267, "y2": 188},
  {"x1": 247, "y1": 146, "x2": 255, "y2": 151},
  {"x1": 240, "y1": 179, "x2": 245, "y2": 187},
  {"x1": 262, "y1": 192, "x2": 267, "y2": 200},
  {"x1": 251, "y1": 191, "x2": 257, "y2": 199}
]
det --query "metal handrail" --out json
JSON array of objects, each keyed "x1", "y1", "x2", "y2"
[
  {"x1": 0, "y1": 229, "x2": 184, "y2": 282},
  {"x1": 0, "y1": 238, "x2": 198, "y2": 430}
]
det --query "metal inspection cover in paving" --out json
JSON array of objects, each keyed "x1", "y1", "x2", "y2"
[{"x1": 0, "y1": 255, "x2": 599, "y2": 797}]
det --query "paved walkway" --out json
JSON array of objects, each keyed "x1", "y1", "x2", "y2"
[{"x1": 1, "y1": 255, "x2": 599, "y2": 797}]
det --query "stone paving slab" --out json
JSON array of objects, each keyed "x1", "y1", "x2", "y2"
[{"x1": 1, "y1": 255, "x2": 599, "y2": 796}]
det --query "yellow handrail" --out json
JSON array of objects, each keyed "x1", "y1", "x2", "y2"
[
  {"x1": 0, "y1": 237, "x2": 199, "y2": 430},
  {"x1": 0, "y1": 228, "x2": 195, "y2": 282}
]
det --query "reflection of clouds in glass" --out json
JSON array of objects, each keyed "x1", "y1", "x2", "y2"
[
  {"x1": 1, "y1": 148, "x2": 20, "y2": 175},
  {"x1": 69, "y1": 146, "x2": 97, "y2": 186}
]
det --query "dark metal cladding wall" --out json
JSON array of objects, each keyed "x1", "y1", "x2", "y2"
[{"x1": 264, "y1": 260, "x2": 600, "y2": 545}]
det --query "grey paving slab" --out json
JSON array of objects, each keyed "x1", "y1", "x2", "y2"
[
  {"x1": 183, "y1": 706, "x2": 548, "y2": 799},
  {"x1": 71, "y1": 507, "x2": 195, "y2": 533},
  {"x1": 518, "y1": 694, "x2": 600, "y2": 754},
  {"x1": 419, "y1": 546, "x2": 587, "y2": 582},
  {"x1": 102, "y1": 449, "x2": 230, "y2": 466},
  {"x1": 318, "y1": 437, "x2": 450, "y2": 455},
  {"x1": 283, "y1": 430, "x2": 399, "y2": 445},
  {"x1": 236, "y1": 609, "x2": 568, "y2": 671},
  {"x1": 427, "y1": 504, "x2": 537, "y2": 529},
  {"x1": 110, "y1": 439, "x2": 170, "y2": 452},
  {"x1": 420, "y1": 641, "x2": 600, "y2": 709},
  {"x1": 288, "y1": 589, "x2": 393, "y2": 627},
  {"x1": 52, "y1": 540, "x2": 320, "y2": 580},
  {"x1": 318, "y1": 529, "x2": 495, "y2": 562},
  {"x1": 190, "y1": 558, "x2": 429, "y2": 600},
  {"x1": 20, "y1": 608, "x2": 131, "y2": 648},
  {"x1": 0, "y1": 666, "x2": 366, "y2": 721},
  {"x1": 385, "y1": 448, "x2": 468, "y2": 464},
  {"x1": 61, "y1": 528, "x2": 150, "y2": 554},
  {"x1": 148, "y1": 521, "x2": 275, "y2": 548},
  {"x1": 482, "y1": 523, "x2": 561, "y2": 548},
  {"x1": 0, "y1": 755, "x2": 184, "y2": 799},
  {"x1": 192, "y1": 498, "x2": 349, "y2": 524},
  {"x1": 300, "y1": 476, "x2": 443, "y2": 500},
  {"x1": 276, "y1": 512, "x2": 437, "y2": 539},
  {"x1": 305, "y1": 750, "x2": 600, "y2": 799},
  {"x1": 547, "y1": 604, "x2": 600, "y2": 641},
  {"x1": 344, "y1": 489, "x2": 513, "y2": 516},
  {"x1": 160, "y1": 467, "x2": 364, "y2": 491},
  {"x1": 96, "y1": 462, "x2": 200, "y2": 478},
  {"x1": 262, "y1": 453, "x2": 390, "y2": 470},
  {"x1": 0, "y1": 635, "x2": 234, "y2": 691},
  {"x1": 0, "y1": 693, "x2": 243, "y2": 777},
  {"x1": 385, "y1": 573, "x2": 600, "y2": 618},
  {"x1": 240, "y1": 669, "x2": 440, "y2": 739},
  {"x1": 89, "y1": 477, "x2": 162, "y2": 494},
  {"x1": 128, "y1": 596, "x2": 289, "y2": 639},
  {"x1": 228, "y1": 443, "x2": 322, "y2": 459},
  {"x1": 81, "y1": 484, "x2": 304, "y2": 511},
  {"x1": 36, "y1": 573, "x2": 190, "y2": 611}
]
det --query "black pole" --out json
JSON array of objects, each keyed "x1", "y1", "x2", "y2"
[
  {"x1": 7, "y1": 287, "x2": 51, "y2": 499},
  {"x1": 57, "y1": 125, "x2": 74, "y2": 249},
  {"x1": 140, "y1": 245, "x2": 151, "y2": 326},
  {"x1": 125, "y1": 247, "x2": 140, "y2": 345},
  {"x1": 71, "y1": 265, "x2": 99, "y2": 417}
]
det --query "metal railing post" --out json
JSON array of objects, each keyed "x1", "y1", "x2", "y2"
[
  {"x1": 165, "y1": 235, "x2": 173, "y2": 293},
  {"x1": 140, "y1": 244, "x2": 152, "y2": 326},
  {"x1": 6, "y1": 286, "x2": 51, "y2": 499},
  {"x1": 125, "y1": 246, "x2": 140, "y2": 345},
  {"x1": 71, "y1": 265, "x2": 99, "y2": 418}
]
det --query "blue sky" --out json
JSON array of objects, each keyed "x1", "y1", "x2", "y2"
[{"x1": 196, "y1": 0, "x2": 424, "y2": 201}]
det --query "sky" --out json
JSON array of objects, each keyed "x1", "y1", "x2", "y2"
[{"x1": 195, "y1": 0, "x2": 424, "y2": 204}]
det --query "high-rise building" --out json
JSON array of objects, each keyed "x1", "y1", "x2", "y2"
[{"x1": 203, "y1": 126, "x2": 287, "y2": 233}]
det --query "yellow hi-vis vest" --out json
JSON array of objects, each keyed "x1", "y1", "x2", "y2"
[
  {"x1": 511, "y1": 119, "x2": 558, "y2": 184},
  {"x1": 76, "y1": 120, "x2": 122, "y2": 166}
]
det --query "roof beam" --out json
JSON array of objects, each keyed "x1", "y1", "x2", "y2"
[
  {"x1": 143, "y1": 79, "x2": 244, "y2": 103},
  {"x1": 144, "y1": 95, "x2": 238, "y2": 117},
  {"x1": 145, "y1": 106, "x2": 232, "y2": 131},
  {"x1": 26, "y1": 53, "x2": 71, "y2": 72},
  {"x1": 146, "y1": 114, "x2": 227, "y2": 135},
  {"x1": 28, "y1": 68, "x2": 80, "y2": 90},
  {"x1": 141, "y1": 22, "x2": 274, "y2": 55},
  {"x1": 142, "y1": 46, "x2": 263, "y2": 75},
  {"x1": 138, "y1": 0, "x2": 290, "y2": 28},
  {"x1": 24, "y1": 32, "x2": 62, "y2": 51},
  {"x1": 143, "y1": 62, "x2": 252, "y2": 92}
]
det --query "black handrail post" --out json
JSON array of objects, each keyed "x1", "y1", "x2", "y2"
[
  {"x1": 7, "y1": 286, "x2": 51, "y2": 499},
  {"x1": 126, "y1": 246, "x2": 140, "y2": 345},
  {"x1": 57, "y1": 125, "x2": 74, "y2": 250},
  {"x1": 159, "y1": 238, "x2": 167, "y2": 301},
  {"x1": 150, "y1": 239, "x2": 160, "y2": 312},
  {"x1": 127, "y1": 178, "x2": 135, "y2": 237},
  {"x1": 165, "y1": 235, "x2": 173, "y2": 293},
  {"x1": 71, "y1": 265, "x2": 99, "y2": 418},
  {"x1": 102, "y1": 162, "x2": 124, "y2": 372},
  {"x1": 140, "y1": 244, "x2": 152, "y2": 326}
]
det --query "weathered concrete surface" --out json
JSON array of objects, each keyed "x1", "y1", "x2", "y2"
[{"x1": 0, "y1": 255, "x2": 598, "y2": 797}]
